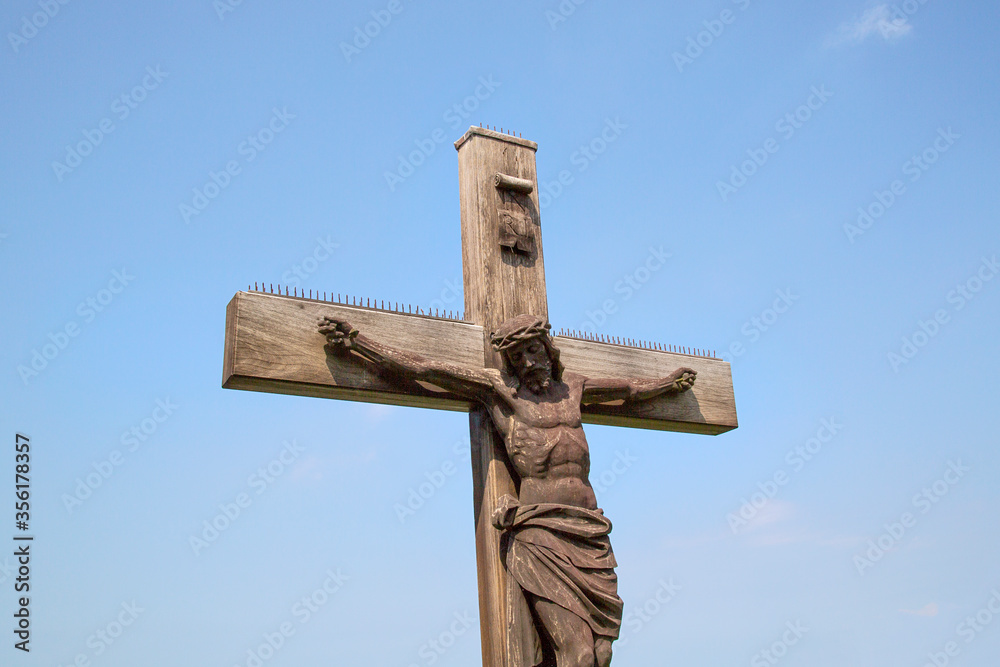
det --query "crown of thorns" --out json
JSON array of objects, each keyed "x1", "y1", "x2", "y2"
[{"x1": 490, "y1": 315, "x2": 551, "y2": 352}]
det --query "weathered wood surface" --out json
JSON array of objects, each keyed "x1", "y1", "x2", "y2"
[
  {"x1": 457, "y1": 126, "x2": 547, "y2": 338},
  {"x1": 222, "y1": 290, "x2": 738, "y2": 433},
  {"x1": 469, "y1": 406, "x2": 520, "y2": 667},
  {"x1": 457, "y1": 126, "x2": 548, "y2": 667},
  {"x1": 559, "y1": 337, "x2": 738, "y2": 434},
  {"x1": 222, "y1": 291, "x2": 481, "y2": 410}
]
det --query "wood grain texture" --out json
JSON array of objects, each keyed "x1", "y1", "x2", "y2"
[
  {"x1": 222, "y1": 291, "x2": 738, "y2": 433},
  {"x1": 459, "y1": 127, "x2": 547, "y2": 667},
  {"x1": 222, "y1": 291, "x2": 481, "y2": 411},
  {"x1": 559, "y1": 338, "x2": 738, "y2": 434},
  {"x1": 470, "y1": 407, "x2": 521, "y2": 667},
  {"x1": 457, "y1": 125, "x2": 547, "y2": 337}
]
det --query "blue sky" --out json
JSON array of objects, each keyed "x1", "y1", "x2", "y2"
[{"x1": 2, "y1": 1, "x2": 998, "y2": 666}]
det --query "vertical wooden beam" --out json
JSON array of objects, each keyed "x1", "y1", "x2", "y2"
[
  {"x1": 469, "y1": 408, "x2": 521, "y2": 667},
  {"x1": 456, "y1": 126, "x2": 546, "y2": 332},
  {"x1": 455, "y1": 126, "x2": 546, "y2": 667}
]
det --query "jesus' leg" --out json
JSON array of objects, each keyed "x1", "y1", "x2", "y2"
[
  {"x1": 530, "y1": 598, "x2": 597, "y2": 667},
  {"x1": 594, "y1": 637, "x2": 612, "y2": 667}
]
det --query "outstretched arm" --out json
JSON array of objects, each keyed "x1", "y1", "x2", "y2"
[
  {"x1": 317, "y1": 316, "x2": 496, "y2": 401},
  {"x1": 581, "y1": 367, "x2": 696, "y2": 404}
]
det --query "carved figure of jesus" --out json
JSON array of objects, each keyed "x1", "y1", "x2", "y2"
[{"x1": 318, "y1": 313, "x2": 695, "y2": 667}]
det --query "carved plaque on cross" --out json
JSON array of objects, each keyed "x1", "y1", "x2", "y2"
[
  {"x1": 498, "y1": 207, "x2": 535, "y2": 255},
  {"x1": 494, "y1": 171, "x2": 537, "y2": 256}
]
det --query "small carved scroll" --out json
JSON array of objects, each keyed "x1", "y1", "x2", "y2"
[{"x1": 494, "y1": 173, "x2": 534, "y2": 195}]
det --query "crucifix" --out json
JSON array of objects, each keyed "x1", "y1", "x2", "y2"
[{"x1": 222, "y1": 126, "x2": 737, "y2": 667}]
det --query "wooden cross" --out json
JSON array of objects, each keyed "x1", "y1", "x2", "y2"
[{"x1": 222, "y1": 126, "x2": 737, "y2": 666}]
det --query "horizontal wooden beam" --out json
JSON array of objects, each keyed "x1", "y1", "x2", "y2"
[
  {"x1": 223, "y1": 291, "x2": 737, "y2": 434},
  {"x1": 223, "y1": 291, "x2": 480, "y2": 411},
  {"x1": 557, "y1": 337, "x2": 737, "y2": 434}
]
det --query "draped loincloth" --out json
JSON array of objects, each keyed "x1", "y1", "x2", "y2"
[{"x1": 493, "y1": 496, "x2": 623, "y2": 667}]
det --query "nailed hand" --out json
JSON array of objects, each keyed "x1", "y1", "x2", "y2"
[
  {"x1": 317, "y1": 316, "x2": 359, "y2": 352},
  {"x1": 668, "y1": 368, "x2": 697, "y2": 393}
]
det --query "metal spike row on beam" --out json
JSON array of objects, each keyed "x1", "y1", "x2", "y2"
[
  {"x1": 554, "y1": 328, "x2": 717, "y2": 360},
  {"x1": 479, "y1": 122, "x2": 521, "y2": 138},
  {"x1": 246, "y1": 283, "x2": 470, "y2": 323},
  {"x1": 245, "y1": 285, "x2": 716, "y2": 358}
]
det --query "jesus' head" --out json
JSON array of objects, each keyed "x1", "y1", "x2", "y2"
[{"x1": 490, "y1": 315, "x2": 565, "y2": 393}]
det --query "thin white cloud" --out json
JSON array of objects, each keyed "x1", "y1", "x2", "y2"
[
  {"x1": 900, "y1": 603, "x2": 939, "y2": 617},
  {"x1": 829, "y1": 5, "x2": 912, "y2": 46},
  {"x1": 365, "y1": 403, "x2": 396, "y2": 422},
  {"x1": 290, "y1": 456, "x2": 326, "y2": 482},
  {"x1": 289, "y1": 447, "x2": 379, "y2": 484},
  {"x1": 658, "y1": 530, "x2": 729, "y2": 551},
  {"x1": 742, "y1": 499, "x2": 798, "y2": 533}
]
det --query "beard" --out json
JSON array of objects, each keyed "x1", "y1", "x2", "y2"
[{"x1": 521, "y1": 368, "x2": 552, "y2": 394}]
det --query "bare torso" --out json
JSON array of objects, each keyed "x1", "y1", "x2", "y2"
[
  {"x1": 317, "y1": 316, "x2": 693, "y2": 512},
  {"x1": 487, "y1": 372, "x2": 597, "y2": 509}
]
